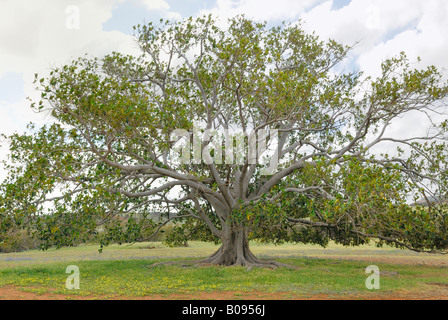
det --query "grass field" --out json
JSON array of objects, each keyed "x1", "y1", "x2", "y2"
[{"x1": 0, "y1": 241, "x2": 447, "y2": 300}]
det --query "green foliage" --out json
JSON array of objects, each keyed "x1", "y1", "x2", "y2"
[
  {"x1": 0, "y1": 230, "x2": 41, "y2": 253},
  {"x1": 1, "y1": 15, "x2": 447, "y2": 255},
  {"x1": 164, "y1": 221, "x2": 219, "y2": 247}
]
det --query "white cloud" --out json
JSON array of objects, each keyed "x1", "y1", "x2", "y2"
[
  {"x1": 131, "y1": 0, "x2": 182, "y2": 20},
  {"x1": 0, "y1": 0, "x2": 139, "y2": 88},
  {"x1": 199, "y1": 0, "x2": 323, "y2": 21},
  {"x1": 0, "y1": 0, "x2": 141, "y2": 136},
  {"x1": 299, "y1": 0, "x2": 448, "y2": 77},
  {"x1": 0, "y1": 0, "x2": 141, "y2": 181},
  {"x1": 139, "y1": 0, "x2": 170, "y2": 11}
]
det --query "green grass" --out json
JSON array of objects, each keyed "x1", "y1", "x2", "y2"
[{"x1": 0, "y1": 241, "x2": 447, "y2": 299}]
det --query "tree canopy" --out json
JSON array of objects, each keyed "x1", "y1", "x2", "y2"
[{"x1": 1, "y1": 15, "x2": 448, "y2": 266}]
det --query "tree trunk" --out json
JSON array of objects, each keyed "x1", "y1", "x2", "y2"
[{"x1": 199, "y1": 223, "x2": 284, "y2": 268}]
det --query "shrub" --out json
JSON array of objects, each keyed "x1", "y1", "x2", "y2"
[{"x1": 0, "y1": 230, "x2": 42, "y2": 253}]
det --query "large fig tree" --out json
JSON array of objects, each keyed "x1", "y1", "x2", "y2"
[{"x1": 1, "y1": 15, "x2": 448, "y2": 266}]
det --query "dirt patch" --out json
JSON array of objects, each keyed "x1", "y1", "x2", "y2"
[
  {"x1": 0, "y1": 285, "x2": 447, "y2": 300},
  {"x1": 0, "y1": 285, "x2": 80, "y2": 300}
]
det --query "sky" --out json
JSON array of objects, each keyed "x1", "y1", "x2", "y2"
[{"x1": 0, "y1": 0, "x2": 448, "y2": 181}]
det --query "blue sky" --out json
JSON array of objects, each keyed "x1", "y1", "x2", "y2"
[
  {"x1": 101, "y1": 0, "x2": 217, "y2": 34},
  {"x1": 0, "y1": 72, "x2": 24, "y2": 105},
  {"x1": 332, "y1": 0, "x2": 352, "y2": 10},
  {"x1": 0, "y1": 0, "x2": 448, "y2": 180}
]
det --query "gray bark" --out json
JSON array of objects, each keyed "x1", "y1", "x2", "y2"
[{"x1": 199, "y1": 220, "x2": 286, "y2": 267}]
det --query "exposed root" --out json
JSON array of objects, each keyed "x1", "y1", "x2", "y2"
[
  {"x1": 149, "y1": 258, "x2": 297, "y2": 270},
  {"x1": 148, "y1": 252, "x2": 298, "y2": 270},
  {"x1": 148, "y1": 260, "x2": 201, "y2": 268},
  {"x1": 148, "y1": 243, "x2": 299, "y2": 270}
]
